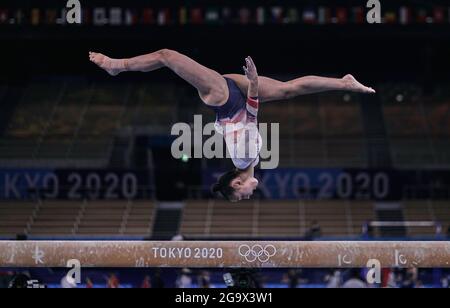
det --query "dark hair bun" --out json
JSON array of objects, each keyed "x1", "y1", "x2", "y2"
[
  {"x1": 211, "y1": 183, "x2": 221, "y2": 193},
  {"x1": 210, "y1": 169, "x2": 241, "y2": 201}
]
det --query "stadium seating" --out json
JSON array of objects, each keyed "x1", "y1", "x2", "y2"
[
  {"x1": 180, "y1": 200, "x2": 375, "y2": 238},
  {"x1": 1, "y1": 79, "x2": 450, "y2": 168},
  {"x1": 0, "y1": 200, "x2": 156, "y2": 237},
  {"x1": 0, "y1": 200, "x2": 447, "y2": 239}
]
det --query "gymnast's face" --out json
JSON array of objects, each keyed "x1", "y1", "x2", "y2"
[{"x1": 230, "y1": 176, "x2": 259, "y2": 202}]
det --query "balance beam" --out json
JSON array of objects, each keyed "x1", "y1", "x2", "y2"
[{"x1": 0, "y1": 241, "x2": 449, "y2": 268}]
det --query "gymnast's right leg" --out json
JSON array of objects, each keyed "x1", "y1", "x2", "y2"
[{"x1": 89, "y1": 49, "x2": 228, "y2": 106}]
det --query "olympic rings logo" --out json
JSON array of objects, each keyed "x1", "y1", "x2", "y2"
[{"x1": 238, "y1": 244, "x2": 277, "y2": 263}]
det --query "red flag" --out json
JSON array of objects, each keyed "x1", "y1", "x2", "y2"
[
  {"x1": 352, "y1": 7, "x2": 365, "y2": 24},
  {"x1": 416, "y1": 9, "x2": 428, "y2": 24},
  {"x1": 336, "y1": 8, "x2": 348, "y2": 24},
  {"x1": 142, "y1": 9, "x2": 155, "y2": 25},
  {"x1": 433, "y1": 7, "x2": 445, "y2": 24},
  {"x1": 0, "y1": 10, "x2": 8, "y2": 24},
  {"x1": 82, "y1": 8, "x2": 91, "y2": 25},
  {"x1": 238, "y1": 8, "x2": 251, "y2": 25},
  {"x1": 191, "y1": 8, "x2": 203, "y2": 24}
]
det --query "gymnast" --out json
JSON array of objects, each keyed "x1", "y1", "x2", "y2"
[{"x1": 89, "y1": 49, "x2": 375, "y2": 202}]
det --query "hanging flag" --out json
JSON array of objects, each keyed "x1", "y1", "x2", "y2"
[
  {"x1": 179, "y1": 7, "x2": 187, "y2": 25},
  {"x1": 433, "y1": 6, "x2": 445, "y2": 24},
  {"x1": 157, "y1": 10, "x2": 165, "y2": 25},
  {"x1": 302, "y1": 7, "x2": 316, "y2": 24},
  {"x1": 45, "y1": 9, "x2": 57, "y2": 25},
  {"x1": 238, "y1": 7, "x2": 250, "y2": 25},
  {"x1": 142, "y1": 9, "x2": 155, "y2": 25},
  {"x1": 287, "y1": 7, "x2": 299, "y2": 24},
  {"x1": 416, "y1": 9, "x2": 428, "y2": 23},
  {"x1": 270, "y1": 6, "x2": 283, "y2": 24},
  {"x1": 222, "y1": 7, "x2": 232, "y2": 24},
  {"x1": 110, "y1": 8, "x2": 122, "y2": 26},
  {"x1": 399, "y1": 6, "x2": 410, "y2": 25},
  {"x1": 0, "y1": 9, "x2": 8, "y2": 24},
  {"x1": 191, "y1": 8, "x2": 203, "y2": 24},
  {"x1": 351, "y1": 7, "x2": 364, "y2": 24},
  {"x1": 93, "y1": 8, "x2": 108, "y2": 26},
  {"x1": 384, "y1": 11, "x2": 397, "y2": 24},
  {"x1": 205, "y1": 8, "x2": 219, "y2": 24},
  {"x1": 256, "y1": 7, "x2": 265, "y2": 25},
  {"x1": 318, "y1": 6, "x2": 331, "y2": 24},
  {"x1": 56, "y1": 8, "x2": 67, "y2": 25},
  {"x1": 157, "y1": 8, "x2": 171, "y2": 25},
  {"x1": 125, "y1": 9, "x2": 138, "y2": 26},
  {"x1": 82, "y1": 8, "x2": 92, "y2": 25},
  {"x1": 124, "y1": 9, "x2": 132, "y2": 25},
  {"x1": 15, "y1": 9, "x2": 24, "y2": 25},
  {"x1": 31, "y1": 8, "x2": 40, "y2": 25},
  {"x1": 336, "y1": 7, "x2": 348, "y2": 24}
]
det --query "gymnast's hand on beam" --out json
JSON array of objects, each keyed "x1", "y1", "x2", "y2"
[{"x1": 342, "y1": 74, "x2": 376, "y2": 94}]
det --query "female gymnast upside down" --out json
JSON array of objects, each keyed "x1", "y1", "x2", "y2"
[{"x1": 89, "y1": 49, "x2": 375, "y2": 202}]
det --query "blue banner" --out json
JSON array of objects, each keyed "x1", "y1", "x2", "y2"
[
  {"x1": 204, "y1": 168, "x2": 450, "y2": 200},
  {"x1": 0, "y1": 169, "x2": 152, "y2": 200}
]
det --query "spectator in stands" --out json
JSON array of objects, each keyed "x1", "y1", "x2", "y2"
[
  {"x1": 176, "y1": 268, "x2": 193, "y2": 288},
  {"x1": 325, "y1": 270, "x2": 342, "y2": 288},
  {"x1": 341, "y1": 269, "x2": 367, "y2": 288},
  {"x1": 306, "y1": 221, "x2": 322, "y2": 240},
  {"x1": 85, "y1": 278, "x2": 94, "y2": 288},
  {"x1": 361, "y1": 221, "x2": 374, "y2": 239},
  {"x1": 8, "y1": 272, "x2": 32, "y2": 288},
  {"x1": 385, "y1": 269, "x2": 399, "y2": 288},
  {"x1": 401, "y1": 268, "x2": 418, "y2": 288},
  {"x1": 0, "y1": 271, "x2": 13, "y2": 288},
  {"x1": 197, "y1": 271, "x2": 211, "y2": 288},
  {"x1": 106, "y1": 273, "x2": 120, "y2": 288},
  {"x1": 415, "y1": 280, "x2": 424, "y2": 288},
  {"x1": 152, "y1": 269, "x2": 165, "y2": 288},
  {"x1": 381, "y1": 268, "x2": 395, "y2": 288},
  {"x1": 285, "y1": 269, "x2": 299, "y2": 288},
  {"x1": 141, "y1": 275, "x2": 152, "y2": 288},
  {"x1": 441, "y1": 275, "x2": 449, "y2": 288},
  {"x1": 171, "y1": 234, "x2": 185, "y2": 241},
  {"x1": 447, "y1": 226, "x2": 450, "y2": 239},
  {"x1": 60, "y1": 273, "x2": 77, "y2": 288}
]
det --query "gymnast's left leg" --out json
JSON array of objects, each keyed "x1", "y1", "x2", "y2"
[{"x1": 224, "y1": 74, "x2": 375, "y2": 103}]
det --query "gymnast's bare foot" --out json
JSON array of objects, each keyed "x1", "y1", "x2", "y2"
[
  {"x1": 89, "y1": 51, "x2": 125, "y2": 76},
  {"x1": 343, "y1": 74, "x2": 376, "y2": 94}
]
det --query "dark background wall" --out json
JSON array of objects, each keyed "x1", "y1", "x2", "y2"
[{"x1": 1, "y1": 0, "x2": 450, "y2": 86}]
